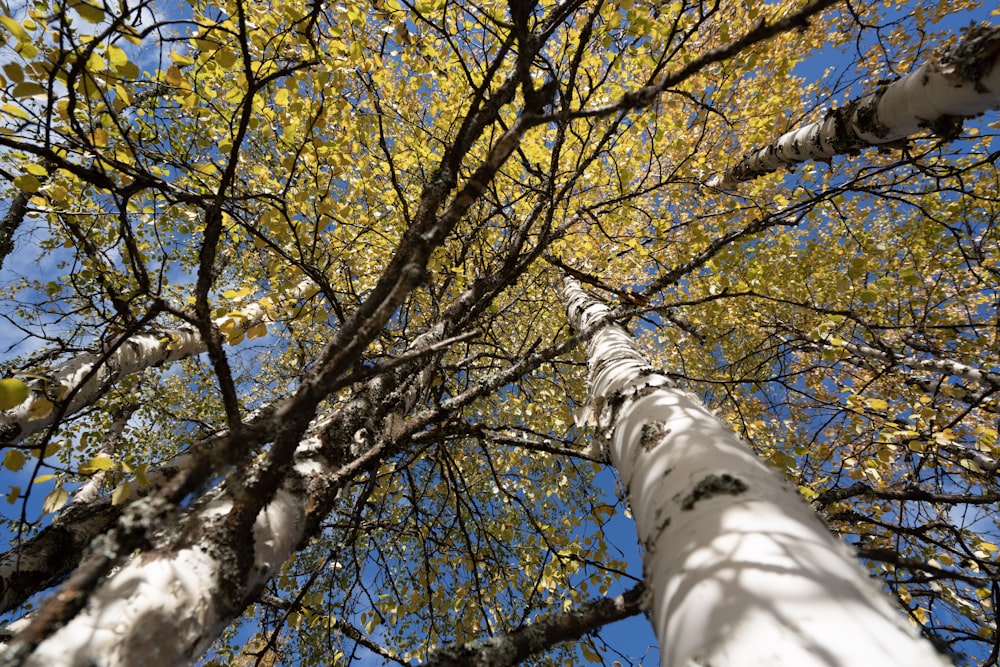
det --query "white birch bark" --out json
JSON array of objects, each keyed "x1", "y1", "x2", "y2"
[
  {"x1": 708, "y1": 24, "x2": 1000, "y2": 189},
  {"x1": 67, "y1": 406, "x2": 134, "y2": 507},
  {"x1": 15, "y1": 433, "x2": 334, "y2": 667},
  {"x1": 563, "y1": 277, "x2": 950, "y2": 666},
  {"x1": 0, "y1": 278, "x2": 316, "y2": 445},
  {"x1": 2, "y1": 307, "x2": 459, "y2": 666},
  {"x1": 807, "y1": 334, "x2": 1000, "y2": 390}
]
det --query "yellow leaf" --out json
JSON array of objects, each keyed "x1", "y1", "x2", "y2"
[
  {"x1": 866, "y1": 398, "x2": 888, "y2": 411},
  {"x1": 3, "y1": 450, "x2": 25, "y2": 472},
  {"x1": 106, "y1": 45, "x2": 129, "y2": 69},
  {"x1": 246, "y1": 322, "x2": 267, "y2": 340},
  {"x1": 5, "y1": 486, "x2": 20, "y2": 504},
  {"x1": 0, "y1": 16, "x2": 29, "y2": 42},
  {"x1": 581, "y1": 641, "x2": 601, "y2": 662},
  {"x1": 944, "y1": 385, "x2": 966, "y2": 399},
  {"x1": 2, "y1": 62, "x2": 23, "y2": 84},
  {"x1": 72, "y1": 0, "x2": 105, "y2": 23},
  {"x1": 28, "y1": 397, "x2": 53, "y2": 420},
  {"x1": 24, "y1": 163, "x2": 47, "y2": 177},
  {"x1": 41, "y1": 486, "x2": 69, "y2": 514},
  {"x1": 12, "y1": 82, "x2": 46, "y2": 98},
  {"x1": 85, "y1": 52, "x2": 105, "y2": 73},
  {"x1": 0, "y1": 378, "x2": 29, "y2": 409},
  {"x1": 111, "y1": 480, "x2": 132, "y2": 505},
  {"x1": 16, "y1": 40, "x2": 38, "y2": 59},
  {"x1": 216, "y1": 48, "x2": 238, "y2": 69},
  {"x1": 33, "y1": 441, "x2": 60, "y2": 458},
  {"x1": 222, "y1": 286, "x2": 253, "y2": 300},
  {"x1": 959, "y1": 458, "x2": 984, "y2": 474},
  {"x1": 114, "y1": 84, "x2": 131, "y2": 107},
  {"x1": 165, "y1": 65, "x2": 185, "y2": 87},
  {"x1": 135, "y1": 463, "x2": 149, "y2": 486},
  {"x1": 49, "y1": 185, "x2": 68, "y2": 204},
  {"x1": 79, "y1": 456, "x2": 115, "y2": 474},
  {"x1": 2, "y1": 103, "x2": 29, "y2": 120},
  {"x1": 12, "y1": 174, "x2": 40, "y2": 193}
]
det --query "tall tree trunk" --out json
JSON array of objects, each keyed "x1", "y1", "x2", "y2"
[
  {"x1": 708, "y1": 24, "x2": 1000, "y2": 189},
  {"x1": 562, "y1": 277, "x2": 950, "y2": 666}
]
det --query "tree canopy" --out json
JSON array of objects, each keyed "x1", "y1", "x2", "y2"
[{"x1": 0, "y1": 0, "x2": 998, "y2": 665}]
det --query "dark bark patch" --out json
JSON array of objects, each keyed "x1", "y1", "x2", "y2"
[
  {"x1": 640, "y1": 421, "x2": 669, "y2": 451},
  {"x1": 680, "y1": 474, "x2": 749, "y2": 511}
]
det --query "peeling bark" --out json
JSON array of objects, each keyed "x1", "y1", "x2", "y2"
[
  {"x1": 709, "y1": 24, "x2": 1000, "y2": 189},
  {"x1": 562, "y1": 277, "x2": 950, "y2": 667}
]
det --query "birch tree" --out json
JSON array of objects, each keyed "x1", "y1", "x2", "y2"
[
  {"x1": 0, "y1": 0, "x2": 997, "y2": 666},
  {"x1": 562, "y1": 275, "x2": 951, "y2": 665},
  {"x1": 707, "y1": 23, "x2": 1000, "y2": 189}
]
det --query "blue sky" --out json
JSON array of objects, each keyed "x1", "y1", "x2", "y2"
[{"x1": 2, "y1": 1, "x2": 999, "y2": 665}]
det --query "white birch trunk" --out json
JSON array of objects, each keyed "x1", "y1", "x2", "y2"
[
  {"x1": 0, "y1": 278, "x2": 316, "y2": 445},
  {"x1": 8, "y1": 430, "x2": 335, "y2": 667},
  {"x1": 3, "y1": 310, "x2": 455, "y2": 665},
  {"x1": 807, "y1": 334, "x2": 1000, "y2": 390},
  {"x1": 562, "y1": 277, "x2": 950, "y2": 666},
  {"x1": 708, "y1": 24, "x2": 1000, "y2": 189}
]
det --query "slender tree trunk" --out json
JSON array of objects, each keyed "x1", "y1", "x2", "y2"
[
  {"x1": 801, "y1": 333, "x2": 1000, "y2": 390},
  {"x1": 709, "y1": 24, "x2": 1000, "y2": 189},
  {"x1": 562, "y1": 277, "x2": 950, "y2": 666},
  {"x1": 0, "y1": 278, "x2": 315, "y2": 446}
]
